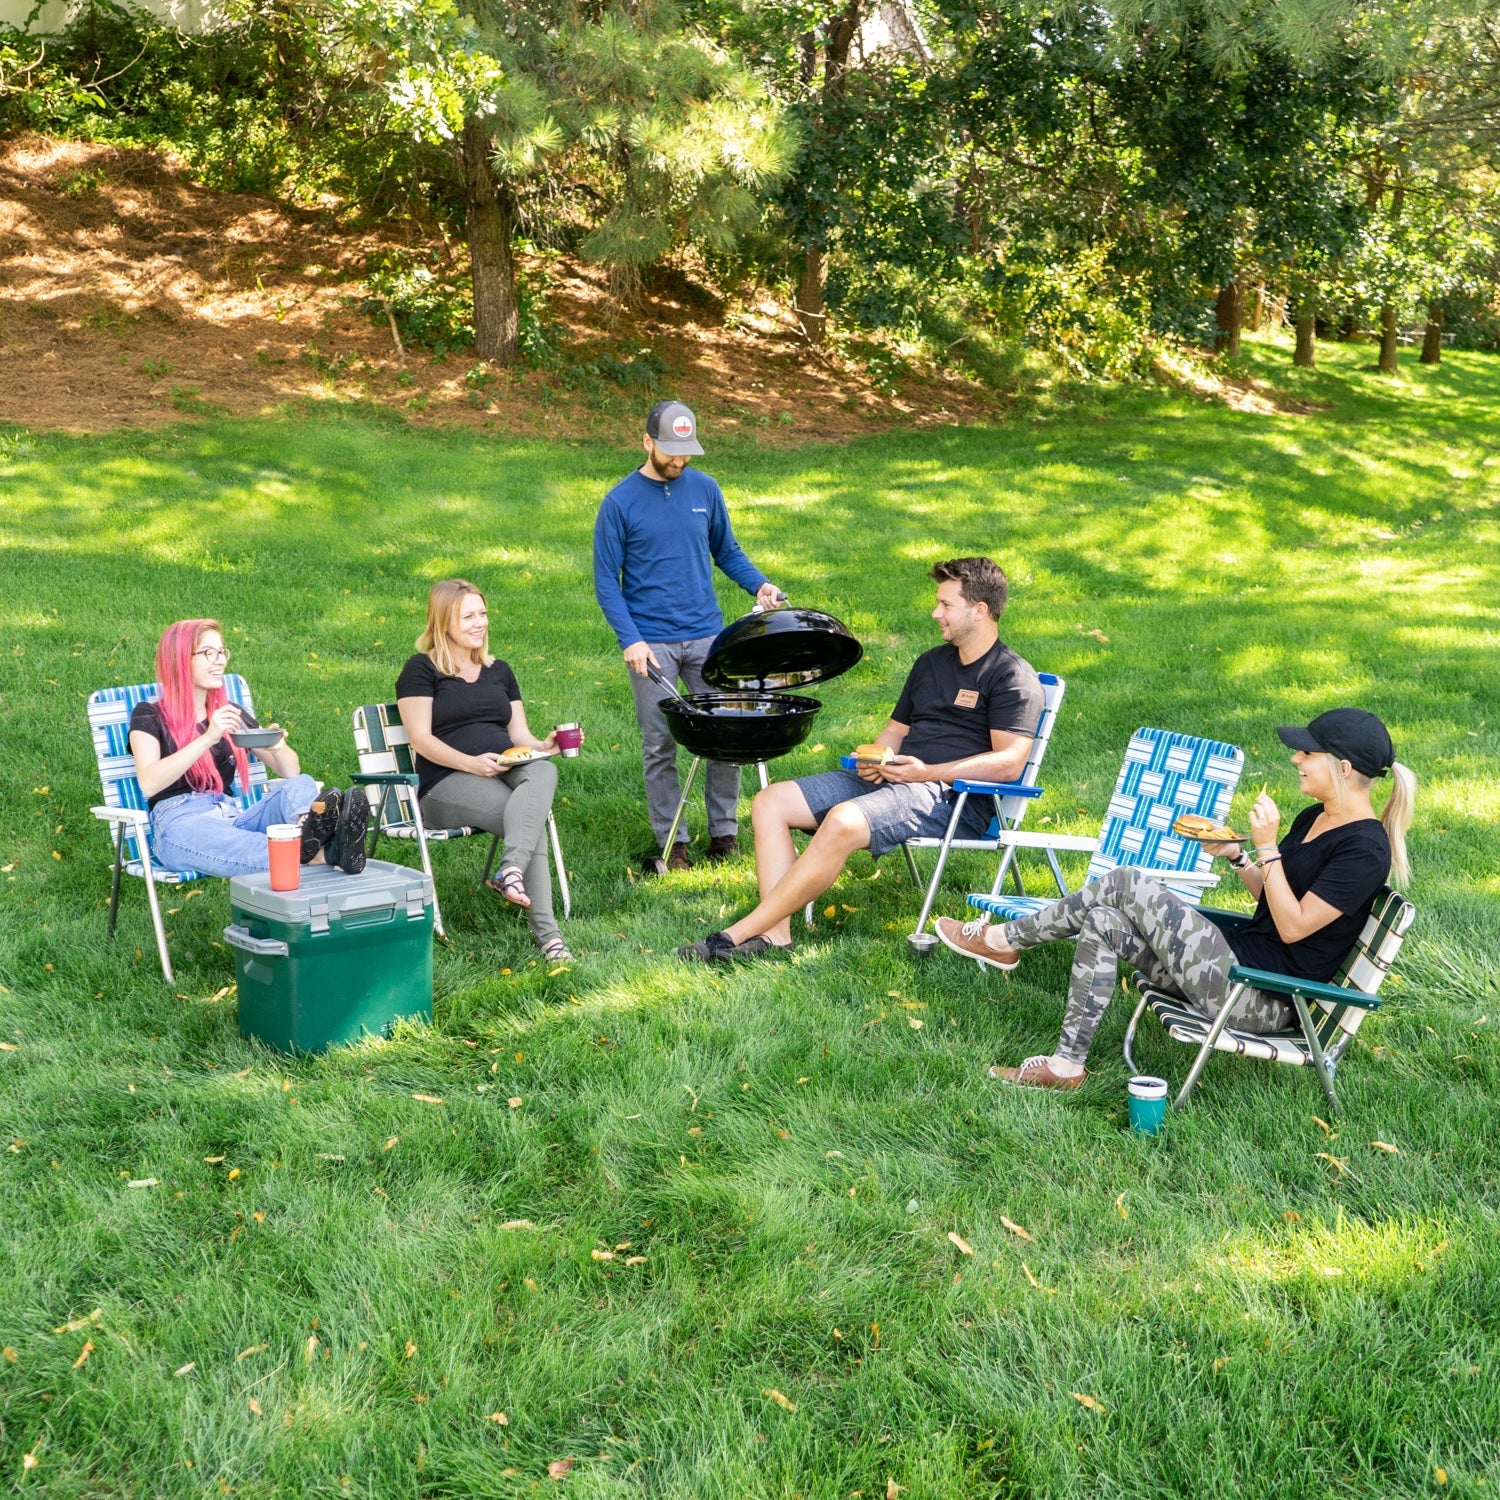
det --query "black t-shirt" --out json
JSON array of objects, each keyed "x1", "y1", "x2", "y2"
[
  {"x1": 1226, "y1": 805, "x2": 1391, "y2": 981},
  {"x1": 128, "y1": 700, "x2": 237, "y2": 808},
  {"x1": 891, "y1": 639, "x2": 1045, "y2": 767},
  {"x1": 395, "y1": 653, "x2": 522, "y2": 800}
]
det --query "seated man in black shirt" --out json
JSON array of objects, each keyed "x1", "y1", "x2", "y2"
[{"x1": 679, "y1": 557, "x2": 1044, "y2": 962}]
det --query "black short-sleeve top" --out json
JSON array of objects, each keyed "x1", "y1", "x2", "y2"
[
  {"x1": 1226, "y1": 805, "x2": 1392, "y2": 981},
  {"x1": 128, "y1": 700, "x2": 237, "y2": 808},
  {"x1": 395, "y1": 652, "x2": 522, "y2": 800},
  {"x1": 891, "y1": 639, "x2": 1045, "y2": 767}
]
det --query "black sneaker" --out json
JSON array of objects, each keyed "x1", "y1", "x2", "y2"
[
  {"x1": 327, "y1": 787, "x2": 369, "y2": 875},
  {"x1": 677, "y1": 930, "x2": 737, "y2": 963},
  {"x1": 299, "y1": 788, "x2": 342, "y2": 864},
  {"x1": 704, "y1": 834, "x2": 740, "y2": 864}
]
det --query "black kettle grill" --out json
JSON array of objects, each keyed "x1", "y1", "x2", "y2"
[{"x1": 645, "y1": 603, "x2": 861, "y2": 870}]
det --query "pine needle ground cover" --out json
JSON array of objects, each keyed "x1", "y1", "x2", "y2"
[{"x1": 1, "y1": 343, "x2": 1497, "y2": 1497}]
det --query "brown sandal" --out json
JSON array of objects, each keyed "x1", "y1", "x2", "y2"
[{"x1": 486, "y1": 866, "x2": 531, "y2": 909}]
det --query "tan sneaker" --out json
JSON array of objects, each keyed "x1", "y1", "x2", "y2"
[
  {"x1": 934, "y1": 915, "x2": 1019, "y2": 971},
  {"x1": 988, "y1": 1055, "x2": 1086, "y2": 1091}
]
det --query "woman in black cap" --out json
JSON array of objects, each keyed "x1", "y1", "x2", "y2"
[{"x1": 935, "y1": 708, "x2": 1416, "y2": 1091}]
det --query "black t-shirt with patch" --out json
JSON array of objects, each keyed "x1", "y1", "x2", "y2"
[
  {"x1": 891, "y1": 639, "x2": 1044, "y2": 767},
  {"x1": 396, "y1": 653, "x2": 522, "y2": 800},
  {"x1": 128, "y1": 700, "x2": 237, "y2": 808},
  {"x1": 1226, "y1": 805, "x2": 1391, "y2": 981}
]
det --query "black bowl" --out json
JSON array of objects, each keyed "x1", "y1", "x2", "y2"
[{"x1": 660, "y1": 692, "x2": 821, "y2": 765}]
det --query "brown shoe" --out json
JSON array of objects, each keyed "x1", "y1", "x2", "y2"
[
  {"x1": 988, "y1": 1056, "x2": 1086, "y2": 1091},
  {"x1": 667, "y1": 842, "x2": 693, "y2": 872},
  {"x1": 934, "y1": 915, "x2": 1019, "y2": 970},
  {"x1": 704, "y1": 834, "x2": 740, "y2": 863}
]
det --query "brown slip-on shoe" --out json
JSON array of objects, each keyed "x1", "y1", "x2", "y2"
[
  {"x1": 703, "y1": 834, "x2": 740, "y2": 863},
  {"x1": 988, "y1": 1056, "x2": 1086, "y2": 1091},
  {"x1": 934, "y1": 915, "x2": 1020, "y2": 971},
  {"x1": 666, "y1": 842, "x2": 693, "y2": 872}
]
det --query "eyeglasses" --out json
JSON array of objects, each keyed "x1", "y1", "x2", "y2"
[{"x1": 194, "y1": 646, "x2": 231, "y2": 662}]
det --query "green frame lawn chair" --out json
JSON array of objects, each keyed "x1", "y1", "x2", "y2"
[
  {"x1": 351, "y1": 702, "x2": 571, "y2": 941},
  {"x1": 1123, "y1": 889, "x2": 1416, "y2": 1113}
]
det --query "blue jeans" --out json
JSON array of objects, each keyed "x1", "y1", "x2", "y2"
[{"x1": 150, "y1": 775, "x2": 320, "y2": 878}]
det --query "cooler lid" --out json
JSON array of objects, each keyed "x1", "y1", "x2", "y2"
[
  {"x1": 228, "y1": 858, "x2": 433, "y2": 926},
  {"x1": 702, "y1": 606, "x2": 863, "y2": 689}
]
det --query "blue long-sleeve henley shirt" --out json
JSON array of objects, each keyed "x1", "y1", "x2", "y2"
[{"x1": 593, "y1": 466, "x2": 767, "y2": 649}]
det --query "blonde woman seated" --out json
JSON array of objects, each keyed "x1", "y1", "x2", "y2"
[
  {"x1": 936, "y1": 709, "x2": 1415, "y2": 1091},
  {"x1": 396, "y1": 579, "x2": 577, "y2": 962}
]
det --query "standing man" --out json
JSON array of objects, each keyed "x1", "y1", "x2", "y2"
[{"x1": 594, "y1": 400, "x2": 783, "y2": 872}]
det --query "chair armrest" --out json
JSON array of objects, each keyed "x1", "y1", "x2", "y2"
[
  {"x1": 350, "y1": 773, "x2": 419, "y2": 786},
  {"x1": 952, "y1": 780, "x2": 1044, "y2": 798},
  {"x1": 993, "y1": 830, "x2": 1098, "y2": 852},
  {"x1": 1151, "y1": 868, "x2": 1221, "y2": 888},
  {"x1": 1228, "y1": 965, "x2": 1381, "y2": 1010},
  {"x1": 92, "y1": 805, "x2": 149, "y2": 825}
]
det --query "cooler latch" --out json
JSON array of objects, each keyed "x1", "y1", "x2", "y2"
[
  {"x1": 406, "y1": 886, "x2": 426, "y2": 920},
  {"x1": 309, "y1": 898, "x2": 330, "y2": 935}
]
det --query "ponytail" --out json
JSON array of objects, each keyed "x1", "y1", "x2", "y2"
[{"x1": 1382, "y1": 761, "x2": 1416, "y2": 888}]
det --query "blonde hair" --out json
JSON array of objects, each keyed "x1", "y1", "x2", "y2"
[
  {"x1": 417, "y1": 579, "x2": 492, "y2": 677},
  {"x1": 1313, "y1": 751, "x2": 1415, "y2": 888}
]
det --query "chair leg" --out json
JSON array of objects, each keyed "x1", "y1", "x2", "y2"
[
  {"x1": 902, "y1": 842, "x2": 922, "y2": 888},
  {"x1": 547, "y1": 813, "x2": 571, "y2": 921},
  {"x1": 139, "y1": 856, "x2": 174, "y2": 985},
  {"x1": 408, "y1": 796, "x2": 446, "y2": 941},
  {"x1": 107, "y1": 823, "x2": 126, "y2": 941},
  {"x1": 477, "y1": 835, "x2": 500, "y2": 889},
  {"x1": 1123, "y1": 992, "x2": 1149, "y2": 1075},
  {"x1": 1044, "y1": 848, "x2": 1068, "y2": 897},
  {"x1": 910, "y1": 791, "x2": 968, "y2": 940},
  {"x1": 989, "y1": 842, "x2": 1017, "y2": 898},
  {"x1": 1172, "y1": 982, "x2": 1245, "y2": 1109},
  {"x1": 1289, "y1": 988, "x2": 1339, "y2": 1114}
]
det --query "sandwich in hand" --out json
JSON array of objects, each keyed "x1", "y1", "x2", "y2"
[
  {"x1": 1172, "y1": 813, "x2": 1242, "y2": 842},
  {"x1": 853, "y1": 743, "x2": 895, "y2": 765}
]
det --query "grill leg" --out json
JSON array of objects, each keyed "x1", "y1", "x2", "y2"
[
  {"x1": 756, "y1": 762, "x2": 769, "y2": 791},
  {"x1": 107, "y1": 823, "x2": 126, "y2": 942},
  {"x1": 660, "y1": 758, "x2": 700, "y2": 860}
]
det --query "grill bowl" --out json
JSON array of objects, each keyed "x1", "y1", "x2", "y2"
[{"x1": 660, "y1": 692, "x2": 821, "y2": 765}]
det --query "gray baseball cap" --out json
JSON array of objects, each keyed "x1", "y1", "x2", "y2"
[{"x1": 645, "y1": 400, "x2": 704, "y2": 456}]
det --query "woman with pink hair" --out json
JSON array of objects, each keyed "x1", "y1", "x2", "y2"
[{"x1": 128, "y1": 619, "x2": 365, "y2": 878}]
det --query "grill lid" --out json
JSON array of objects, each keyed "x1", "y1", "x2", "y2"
[{"x1": 702, "y1": 606, "x2": 862, "y2": 689}]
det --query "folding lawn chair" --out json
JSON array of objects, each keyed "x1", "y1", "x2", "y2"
[
  {"x1": 964, "y1": 727, "x2": 1246, "y2": 926},
  {"x1": 351, "y1": 702, "x2": 571, "y2": 941},
  {"x1": 903, "y1": 672, "x2": 1064, "y2": 949},
  {"x1": 1123, "y1": 889, "x2": 1416, "y2": 1113},
  {"x1": 88, "y1": 674, "x2": 270, "y2": 984}
]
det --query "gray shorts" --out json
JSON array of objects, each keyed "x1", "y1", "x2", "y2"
[{"x1": 795, "y1": 769, "x2": 990, "y2": 859}]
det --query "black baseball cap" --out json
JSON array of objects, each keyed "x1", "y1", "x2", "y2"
[
  {"x1": 645, "y1": 400, "x2": 704, "y2": 456},
  {"x1": 1277, "y1": 709, "x2": 1395, "y2": 779}
]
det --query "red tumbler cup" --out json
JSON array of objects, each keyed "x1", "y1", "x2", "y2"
[{"x1": 267, "y1": 823, "x2": 301, "y2": 892}]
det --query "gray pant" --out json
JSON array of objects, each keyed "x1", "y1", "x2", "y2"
[
  {"x1": 999, "y1": 867, "x2": 1290, "y2": 1065},
  {"x1": 419, "y1": 761, "x2": 560, "y2": 945},
  {"x1": 628, "y1": 636, "x2": 741, "y2": 845}
]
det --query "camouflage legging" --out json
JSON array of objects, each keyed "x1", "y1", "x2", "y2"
[{"x1": 997, "y1": 867, "x2": 1290, "y2": 1066}]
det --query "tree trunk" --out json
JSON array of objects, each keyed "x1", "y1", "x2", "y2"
[
  {"x1": 1215, "y1": 280, "x2": 1243, "y2": 356},
  {"x1": 1378, "y1": 302, "x2": 1399, "y2": 374},
  {"x1": 1249, "y1": 285, "x2": 1265, "y2": 332},
  {"x1": 1294, "y1": 307, "x2": 1316, "y2": 368},
  {"x1": 796, "y1": 251, "x2": 827, "y2": 342},
  {"x1": 462, "y1": 115, "x2": 519, "y2": 365},
  {"x1": 1420, "y1": 303, "x2": 1443, "y2": 365}
]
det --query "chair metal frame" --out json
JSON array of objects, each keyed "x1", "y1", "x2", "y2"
[
  {"x1": 88, "y1": 674, "x2": 271, "y2": 984},
  {"x1": 351, "y1": 702, "x2": 571, "y2": 940}
]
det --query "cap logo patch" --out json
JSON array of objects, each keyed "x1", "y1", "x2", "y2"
[{"x1": 671, "y1": 415, "x2": 694, "y2": 438}]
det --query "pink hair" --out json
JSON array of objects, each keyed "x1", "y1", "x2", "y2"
[{"x1": 153, "y1": 619, "x2": 250, "y2": 796}]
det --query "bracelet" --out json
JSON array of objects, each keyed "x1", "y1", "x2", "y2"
[
  {"x1": 1230, "y1": 852, "x2": 1252, "y2": 870},
  {"x1": 1258, "y1": 851, "x2": 1283, "y2": 866}
]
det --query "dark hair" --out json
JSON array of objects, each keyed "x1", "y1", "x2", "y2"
[{"x1": 930, "y1": 557, "x2": 1008, "y2": 620}]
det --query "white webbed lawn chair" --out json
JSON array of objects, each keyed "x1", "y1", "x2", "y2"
[
  {"x1": 964, "y1": 728, "x2": 1246, "y2": 931},
  {"x1": 89, "y1": 674, "x2": 271, "y2": 984},
  {"x1": 1124, "y1": 890, "x2": 1416, "y2": 1113},
  {"x1": 351, "y1": 702, "x2": 571, "y2": 941}
]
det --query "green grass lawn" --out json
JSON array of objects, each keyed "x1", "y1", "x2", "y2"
[{"x1": 1, "y1": 338, "x2": 1497, "y2": 1497}]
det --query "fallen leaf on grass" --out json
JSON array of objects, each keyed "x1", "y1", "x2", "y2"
[
  {"x1": 304, "y1": 1335, "x2": 318, "y2": 1365},
  {"x1": 404, "y1": 1340, "x2": 417, "y2": 1359},
  {"x1": 1086, "y1": 629, "x2": 1110, "y2": 644},
  {"x1": 71, "y1": 1339, "x2": 95, "y2": 1369},
  {"x1": 547, "y1": 966, "x2": 568, "y2": 977},
  {"x1": 486, "y1": 1411, "x2": 508, "y2": 1425},
  {"x1": 2, "y1": 1348, "x2": 15, "y2": 1363},
  {"x1": 384, "y1": 1136, "x2": 400, "y2": 1150},
  {"x1": 500, "y1": 1219, "x2": 535, "y2": 1231},
  {"x1": 52, "y1": 1311, "x2": 102, "y2": 1333},
  {"x1": 1021, "y1": 1262, "x2": 1056, "y2": 1293},
  {"x1": 908, "y1": 1017, "x2": 923, "y2": 1029},
  {"x1": 947, "y1": 1232, "x2": 974, "y2": 1255},
  {"x1": 1115, "y1": 1193, "x2": 1128, "y2": 1220},
  {"x1": 1315, "y1": 1152, "x2": 1348, "y2": 1176},
  {"x1": 625, "y1": 1255, "x2": 647, "y2": 1266},
  {"x1": 0, "y1": 1041, "x2": 17, "y2": 1052},
  {"x1": 236, "y1": 1344, "x2": 268, "y2": 1361},
  {"x1": 887, "y1": 1479, "x2": 901, "y2": 1500},
  {"x1": 412, "y1": 1093, "x2": 444, "y2": 1105},
  {"x1": 1070, "y1": 1391, "x2": 1107, "y2": 1412},
  {"x1": 1371, "y1": 1140, "x2": 1401, "y2": 1154},
  {"x1": 591, "y1": 1249, "x2": 615, "y2": 1262},
  {"x1": 203, "y1": 1155, "x2": 225, "y2": 1164},
  {"x1": 227, "y1": 1168, "x2": 240, "y2": 1180},
  {"x1": 174, "y1": 1362, "x2": 195, "y2": 1377},
  {"x1": 126, "y1": 1178, "x2": 158, "y2": 1189},
  {"x1": 763, "y1": 1387, "x2": 798, "y2": 1412},
  {"x1": 547, "y1": 1457, "x2": 575, "y2": 1479},
  {"x1": 22, "y1": 1453, "x2": 37, "y2": 1472},
  {"x1": 796, "y1": 1076, "x2": 810, "y2": 1084},
  {"x1": 508, "y1": 1097, "x2": 523, "y2": 1110},
  {"x1": 1213, "y1": 1357, "x2": 1229, "y2": 1373},
  {"x1": 1311, "y1": 1115, "x2": 1334, "y2": 1137},
  {"x1": 1000, "y1": 1216, "x2": 1033, "y2": 1242},
  {"x1": 248, "y1": 1397, "x2": 263, "y2": 1416}
]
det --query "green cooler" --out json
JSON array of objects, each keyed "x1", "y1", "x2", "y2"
[{"x1": 225, "y1": 859, "x2": 435, "y2": 1053}]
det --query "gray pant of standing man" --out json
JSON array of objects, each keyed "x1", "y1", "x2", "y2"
[{"x1": 629, "y1": 635, "x2": 741, "y2": 848}]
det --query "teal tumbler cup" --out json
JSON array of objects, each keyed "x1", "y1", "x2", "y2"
[{"x1": 1128, "y1": 1075, "x2": 1169, "y2": 1133}]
